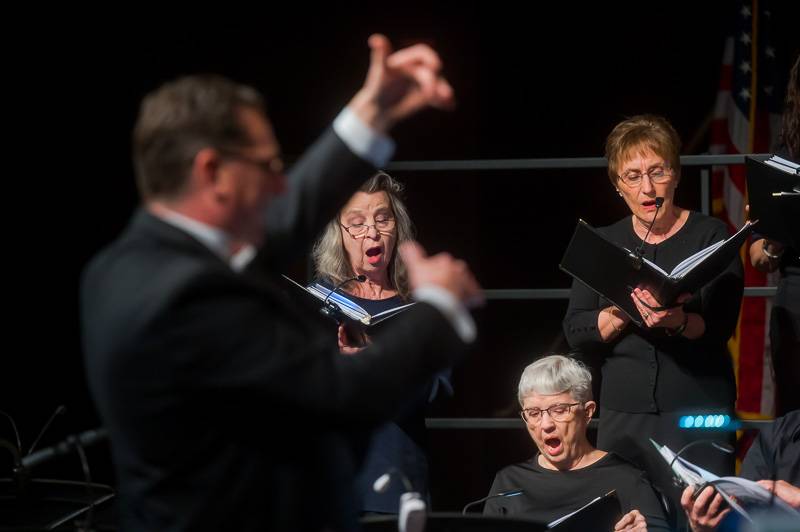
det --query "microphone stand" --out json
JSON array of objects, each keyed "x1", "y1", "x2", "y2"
[
  {"x1": 669, "y1": 439, "x2": 734, "y2": 496},
  {"x1": 21, "y1": 427, "x2": 108, "y2": 469},
  {"x1": 372, "y1": 469, "x2": 426, "y2": 532},
  {"x1": 18, "y1": 428, "x2": 109, "y2": 531},
  {"x1": 2, "y1": 406, "x2": 67, "y2": 496},
  {"x1": 26, "y1": 405, "x2": 66, "y2": 456},
  {"x1": 320, "y1": 275, "x2": 366, "y2": 318},
  {"x1": 462, "y1": 489, "x2": 524, "y2": 515},
  {"x1": 1, "y1": 438, "x2": 24, "y2": 492},
  {"x1": 3, "y1": 415, "x2": 109, "y2": 532},
  {"x1": 628, "y1": 197, "x2": 664, "y2": 270}
]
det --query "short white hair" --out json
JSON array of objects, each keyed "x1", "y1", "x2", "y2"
[{"x1": 517, "y1": 355, "x2": 592, "y2": 406}]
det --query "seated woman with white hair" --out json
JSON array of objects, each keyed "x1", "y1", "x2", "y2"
[{"x1": 483, "y1": 355, "x2": 669, "y2": 531}]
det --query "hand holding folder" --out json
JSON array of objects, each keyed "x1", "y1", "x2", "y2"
[
  {"x1": 282, "y1": 275, "x2": 416, "y2": 345},
  {"x1": 629, "y1": 288, "x2": 692, "y2": 330},
  {"x1": 652, "y1": 439, "x2": 799, "y2": 525},
  {"x1": 559, "y1": 219, "x2": 754, "y2": 326}
]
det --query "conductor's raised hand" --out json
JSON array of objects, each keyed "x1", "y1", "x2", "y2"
[
  {"x1": 348, "y1": 34, "x2": 455, "y2": 133},
  {"x1": 398, "y1": 241, "x2": 483, "y2": 308}
]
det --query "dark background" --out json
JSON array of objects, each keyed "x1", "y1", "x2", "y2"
[{"x1": 4, "y1": 0, "x2": 799, "y2": 516}]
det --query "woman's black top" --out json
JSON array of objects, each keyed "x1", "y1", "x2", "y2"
[
  {"x1": 563, "y1": 211, "x2": 743, "y2": 413},
  {"x1": 484, "y1": 452, "x2": 669, "y2": 531}
]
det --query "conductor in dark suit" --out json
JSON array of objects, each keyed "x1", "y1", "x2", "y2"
[{"x1": 80, "y1": 34, "x2": 482, "y2": 532}]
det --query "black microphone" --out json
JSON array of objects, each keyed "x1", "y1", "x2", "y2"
[
  {"x1": 0, "y1": 409, "x2": 22, "y2": 470},
  {"x1": 4, "y1": 405, "x2": 66, "y2": 492},
  {"x1": 320, "y1": 275, "x2": 367, "y2": 318},
  {"x1": 629, "y1": 196, "x2": 664, "y2": 270},
  {"x1": 1, "y1": 438, "x2": 21, "y2": 473},
  {"x1": 21, "y1": 427, "x2": 108, "y2": 469},
  {"x1": 17, "y1": 427, "x2": 109, "y2": 532},
  {"x1": 26, "y1": 404, "x2": 66, "y2": 456},
  {"x1": 462, "y1": 488, "x2": 524, "y2": 514}
]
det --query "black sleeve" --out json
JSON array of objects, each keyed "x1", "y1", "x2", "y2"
[
  {"x1": 740, "y1": 432, "x2": 772, "y2": 481},
  {"x1": 629, "y1": 473, "x2": 671, "y2": 531},
  {"x1": 482, "y1": 472, "x2": 510, "y2": 516},
  {"x1": 169, "y1": 272, "x2": 468, "y2": 430},
  {"x1": 684, "y1": 223, "x2": 744, "y2": 347},
  {"x1": 254, "y1": 128, "x2": 376, "y2": 271},
  {"x1": 563, "y1": 277, "x2": 605, "y2": 349}
]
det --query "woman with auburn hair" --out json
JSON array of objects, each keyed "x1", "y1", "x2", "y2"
[{"x1": 563, "y1": 115, "x2": 744, "y2": 520}]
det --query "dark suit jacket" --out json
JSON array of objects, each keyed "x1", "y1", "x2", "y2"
[{"x1": 81, "y1": 130, "x2": 468, "y2": 531}]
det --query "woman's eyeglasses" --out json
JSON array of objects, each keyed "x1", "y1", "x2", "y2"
[
  {"x1": 520, "y1": 402, "x2": 582, "y2": 424},
  {"x1": 618, "y1": 166, "x2": 673, "y2": 187},
  {"x1": 340, "y1": 218, "x2": 396, "y2": 238}
]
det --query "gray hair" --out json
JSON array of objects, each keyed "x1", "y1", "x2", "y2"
[
  {"x1": 517, "y1": 355, "x2": 593, "y2": 406},
  {"x1": 312, "y1": 171, "x2": 415, "y2": 299}
]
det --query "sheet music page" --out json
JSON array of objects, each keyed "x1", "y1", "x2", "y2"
[
  {"x1": 311, "y1": 283, "x2": 369, "y2": 321},
  {"x1": 281, "y1": 275, "x2": 376, "y2": 325},
  {"x1": 371, "y1": 301, "x2": 417, "y2": 320},
  {"x1": 669, "y1": 240, "x2": 726, "y2": 279},
  {"x1": 669, "y1": 221, "x2": 754, "y2": 279},
  {"x1": 767, "y1": 155, "x2": 800, "y2": 173},
  {"x1": 711, "y1": 477, "x2": 798, "y2": 514}
]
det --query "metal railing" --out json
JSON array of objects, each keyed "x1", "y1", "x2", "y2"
[
  {"x1": 390, "y1": 153, "x2": 777, "y2": 304},
  {"x1": 387, "y1": 153, "x2": 777, "y2": 430},
  {"x1": 425, "y1": 417, "x2": 773, "y2": 430},
  {"x1": 387, "y1": 154, "x2": 759, "y2": 171}
]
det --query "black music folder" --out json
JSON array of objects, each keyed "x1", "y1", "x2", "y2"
[
  {"x1": 745, "y1": 155, "x2": 800, "y2": 249},
  {"x1": 559, "y1": 219, "x2": 754, "y2": 326},
  {"x1": 548, "y1": 490, "x2": 622, "y2": 532},
  {"x1": 281, "y1": 275, "x2": 415, "y2": 343}
]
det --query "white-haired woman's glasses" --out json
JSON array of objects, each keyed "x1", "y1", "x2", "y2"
[{"x1": 520, "y1": 402, "x2": 583, "y2": 425}]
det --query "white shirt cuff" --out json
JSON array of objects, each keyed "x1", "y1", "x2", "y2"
[
  {"x1": 413, "y1": 285, "x2": 477, "y2": 344},
  {"x1": 333, "y1": 107, "x2": 395, "y2": 167}
]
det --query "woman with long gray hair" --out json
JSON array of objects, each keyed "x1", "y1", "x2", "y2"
[{"x1": 312, "y1": 171, "x2": 451, "y2": 514}]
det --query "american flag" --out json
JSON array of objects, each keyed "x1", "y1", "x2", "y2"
[{"x1": 709, "y1": 0, "x2": 786, "y2": 419}]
